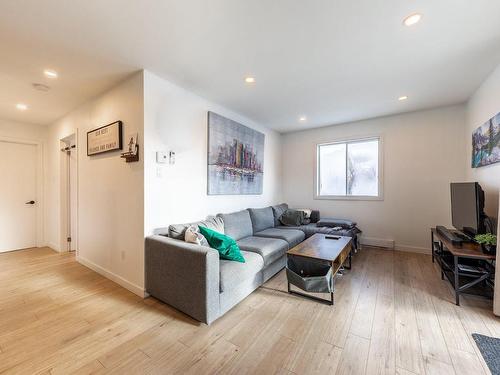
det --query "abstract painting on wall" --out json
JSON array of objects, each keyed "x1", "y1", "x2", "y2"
[
  {"x1": 472, "y1": 112, "x2": 500, "y2": 168},
  {"x1": 207, "y1": 112, "x2": 265, "y2": 195}
]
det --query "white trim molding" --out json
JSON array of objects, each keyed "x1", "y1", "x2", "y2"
[
  {"x1": 46, "y1": 241, "x2": 60, "y2": 252},
  {"x1": 360, "y1": 236, "x2": 394, "y2": 249},
  {"x1": 394, "y1": 244, "x2": 431, "y2": 254},
  {"x1": 360, "y1": 236, "x2": 431, "y2": 254},
  {"x1": 314, "y1": 135, "x2": 384, "y2": 201},
  {"x1": 77, "y1": 255, "x2": 145, "y2": 298},
  {"x1": 0, "y1": 135, "x2": 45, "y2": 249}
]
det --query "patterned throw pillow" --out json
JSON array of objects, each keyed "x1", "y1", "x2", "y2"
[{"x1": 184, "y1": 225, "x2": 209, "y2": 246}]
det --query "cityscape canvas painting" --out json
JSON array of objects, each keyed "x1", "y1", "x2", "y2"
[
  {"x1": 207, "y1": 112, "x2": 265, "y2": 195},
  {"x1": 472, "y1": 112, "x2": 500, "y2": 168}
]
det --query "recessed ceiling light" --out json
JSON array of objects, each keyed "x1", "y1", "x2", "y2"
[
  {"x1": 299, "y1": 116, "x2": 307, "y2": 122},
  {"x1": 403, "y1": 13, "x2": 422, "y2": 27},
  {"x1": 244, "y1": 76, "x2": 255, "y2": 84},
  {"x1": 44, "y1": 69, "x2": 58, "y2": 78},
  {"x1": 398, "y1": 96, "x2": 408, "y2": 101},
  {"x1": 16, "y1": 103, "x2": 28, "y2": 110}
]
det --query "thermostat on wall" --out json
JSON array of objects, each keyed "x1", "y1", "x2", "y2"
[{"x1": 156, "y1": 151, "x2": 168, "y2": 164}]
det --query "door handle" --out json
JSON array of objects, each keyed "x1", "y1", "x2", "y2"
[{"x1": 25, "y1": 200, "x2": 35, "y2": 205}]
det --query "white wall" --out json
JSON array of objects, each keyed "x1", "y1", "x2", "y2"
[
  {"x1": 282, "y1": 105, "x2": 466, "y2": 252},
  {"x1": 0, "y1": 118, "x2": 47, "y2": 141},
  {"x1": 45, "y1": 72, "x2": 145, "y2": 296},
  {"x1": 465, "y1": 63, "x2": 500, "y2": 217},
  {"x1": 143, "y1": 71, "x2": 282, "y2": 234},
  {"x1": 465, "y1": 63, "x2": 500, "y2": 316}
]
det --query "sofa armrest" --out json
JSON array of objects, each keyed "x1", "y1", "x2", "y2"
[{"x1": 145, "y1": 235, "x2": 220, "y2": 324}]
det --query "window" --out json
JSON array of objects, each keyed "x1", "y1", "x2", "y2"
[{"x1": 316, "y1": 137, "x2": 382, "y2": 199}]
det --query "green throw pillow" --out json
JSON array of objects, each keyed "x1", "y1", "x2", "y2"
[{"x1": 198, "y1": 226, "x2": 245, "y2": 263}]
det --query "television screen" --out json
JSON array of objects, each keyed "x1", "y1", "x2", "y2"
[{"x1": 450, "y1": 182, "x2": 483, "y2": 236}]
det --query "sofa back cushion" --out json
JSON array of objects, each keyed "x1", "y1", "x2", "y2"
[
  {"x1": 248, "y1": 207, "x2": 275, "y2": 233},
  {"x1": 168, "y1": 216, "x2": 224, "y2": 240},
  {"x1": 271, "y1": 203, "x2": 289, "y2": 227},
  {"x1": 217, "y1": 210, "x2": 253, "y2": 241}
]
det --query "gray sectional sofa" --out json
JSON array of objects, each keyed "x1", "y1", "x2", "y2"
[{"x1": 145, "y1": 203, "x2": 361, "y2": 324}]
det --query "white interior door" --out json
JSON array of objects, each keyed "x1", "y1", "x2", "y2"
[{"x1": 0, "y1": 141, "x2": 37, "y2": 252}]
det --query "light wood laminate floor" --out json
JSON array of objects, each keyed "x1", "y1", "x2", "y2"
[{"x1": 0, "y1": 246, "x2": 498, "y2": 374}]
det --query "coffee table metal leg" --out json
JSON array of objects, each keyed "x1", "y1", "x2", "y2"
[
  {"x1": 454, "y1": 255, "x2": 460, "y2": 306},
  {"x1": 330, "y1": 264, "x2": 334, "y2": 305}
]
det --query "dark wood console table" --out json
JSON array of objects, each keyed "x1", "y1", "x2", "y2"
[{"x1": 431, "y1": 228, "x2": 495, "y2": 305}]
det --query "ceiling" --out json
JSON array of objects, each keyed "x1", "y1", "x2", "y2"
[{"x1": 1, "y1": 0, "x2": 500, "y2": 132}]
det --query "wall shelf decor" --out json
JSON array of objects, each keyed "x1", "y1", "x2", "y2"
[{"x1": 121, "y1": 132, "x2": 139, "y2": 163}]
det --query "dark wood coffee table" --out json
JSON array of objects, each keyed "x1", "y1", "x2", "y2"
[{"x1": 286, "y1": 233, "x2": 353, "y2": 305}]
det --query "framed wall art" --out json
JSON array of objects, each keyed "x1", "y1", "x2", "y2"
[
  {"x1": 87, "y1": 121, "x2": 123, "y2": 156},
  {"x1": 207, "y1": 112, "x2": 264, "y2": 195}
]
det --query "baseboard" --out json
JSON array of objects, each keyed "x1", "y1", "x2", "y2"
[
  {"x1": 360, "y1": 236, "x2": 431, "y2": 254},
  {"x1": 394, "y1": 244, "x2": 431, "y2": 254},
  {"x1": 76, "y1": 255, "x2": 145, "y2": 298},
  {"x1": 46, "y1": 241, "x2": 60, "y2": 252},
  {"x1": 360, "y1": 236, "x2": 395, "y2": 249}
]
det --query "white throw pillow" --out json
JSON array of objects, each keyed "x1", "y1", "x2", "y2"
[
  {"x1": 185, "y1": 225, "x2": 209, "y2": 246},
  {"x1": 295, "y1": 208, "x2": 312, "y2": 219}
]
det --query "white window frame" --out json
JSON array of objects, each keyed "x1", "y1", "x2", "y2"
[{"x1": 314, "y1": 135, "x2": 384, "y2": 201}]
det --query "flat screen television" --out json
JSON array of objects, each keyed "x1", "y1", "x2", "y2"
[{"x1": 450, "y1": 182, "x2": 485, "y2": 237}]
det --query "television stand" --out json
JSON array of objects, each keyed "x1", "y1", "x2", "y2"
[
  {"x1": 436, "y1": 225, "x2": 469, "y2": 247},
  {"x1": 431, "y1": 228, "x2": 495, "y2": 305}
]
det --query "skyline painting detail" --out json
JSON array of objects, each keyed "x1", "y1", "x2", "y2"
[
  {"x1": 472, "y1": 112, "x2": 500, "y2": 168},
  {"x1": 208, "y1": 112, "x2": 264, "y2": 195}
]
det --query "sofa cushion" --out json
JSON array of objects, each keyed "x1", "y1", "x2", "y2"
[
  {"x1": 219, "y1": 250, "x2": 264, "y2": 293},
  {"x1": 237, "y1": 236, "x2": 288, "y2": 266},
  {"x1": 199, "y1": 226, "x2": 245, "y2": 263},
  {"x1": 317, "y1": 218, "x2": 357, "y2": 229},
  {"x1": 310, "y1": 210, "x2": 320, "y2": 223},
  {"x1": 271, "y1": 203, "x2": 288, "y2": 227},
  {"x1": 217, "y1": 210, "x2": 253, "y2": 241},
  {"x1": 254, "y1": 228, "x2": 305, "y2": 248},
  {"x1": 277, "y1": 224, "x2": 361, "y2": 239},
  {"x1": 248, "y1": 207, "x2": 275, "y2": 233},
  {"x1": 168, "y1": 216, "x2": 224, "y2": 240},
  {"x1": 295, "y1": 209, "x2": 312, "y2": 218},
  {"x1": 279, "y1": 209, "x2": 307, "y2": 226},
  {"x1": 184, "y1": 225, "x2": 209, "y2": 247}
]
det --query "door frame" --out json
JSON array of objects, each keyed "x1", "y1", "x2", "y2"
[
  {"x1": 59, "y1": 133, "x2": 78, "y2": 253},
  {"x1": 0, "y1": 136, "x2": 44, "y2": 248}
]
